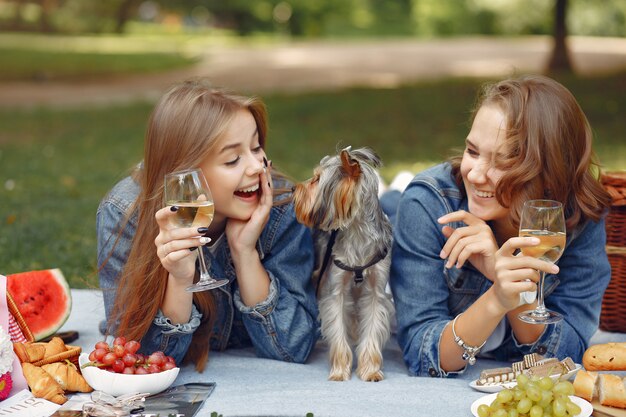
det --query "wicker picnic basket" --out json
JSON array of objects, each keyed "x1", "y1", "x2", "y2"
[
  {"x1": 599, "y1": 171, "x2": 626, "y2": 333},
  {"x1": 7, "y1": 291, "x2": 34, "y2": 343}
]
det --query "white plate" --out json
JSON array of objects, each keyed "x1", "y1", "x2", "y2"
[
  {"x1": 470, "y1": 393, "x2": 592, "y2": 417},
  {"x1": 469, "y1": 363, "x2": 582, "y2": 393}
]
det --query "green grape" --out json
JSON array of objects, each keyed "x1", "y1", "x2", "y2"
[
  {"x1": 553, "y1": 381, "x2": 574, "y2": 396},
  {"x1": 508, "y1": 409, "x2": 519, "y2": 417},
  {"x1": 552, "y1": 398, "x2": 566, "y2": 417},
  {"x1": 517, "y1": 398, "x2": 533, "y2": 414},
  {"x1": 529, "y1": 404, "x2": 544, "y2": 417},
  {"x1": 477, "y1": 404, "x2": 491, "y2": 417},
  {"x1": 539, "y1": 390, "x2": 553, "y2": 407},
  {"x1": 498, "y1": 389, "x2": 514, "y2": 404},
  {"x1": 538, "y1": 377, "x2": 554, "y2": 391},
  {"x1": 527, "y1": 386, "x2": 542, "y2": 402},
  {"x1": 516, "y1": 374, "x2": 530, "y2": 389},
  {"x1": 513, "y1": 388, "x2": 526, "y2": 401},
  {"x1": 565, "y1": 401, "x2": 581, "y2": 416},
  {"x1": 493, "y1": 409, "x2": 508, "y2": 417}
]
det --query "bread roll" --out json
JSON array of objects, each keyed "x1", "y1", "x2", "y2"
[
  {"x1": 598, "y1": 373, "x2": 626, "y2": 409},
  {"x1": 582, "y1": 342, "x2": 626, "y2": 371},
  {"x1": 574, "y1": 370, "x2": 598, "y2": 402}
]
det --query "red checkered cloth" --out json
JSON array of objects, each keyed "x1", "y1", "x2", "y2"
[{"x1": 8, "y1": 312, "x2": 27, "y2": 343}]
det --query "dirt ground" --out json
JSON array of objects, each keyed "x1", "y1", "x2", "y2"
[{"x1": 2, "y1": 36, "x2": 626, "y2": 109}]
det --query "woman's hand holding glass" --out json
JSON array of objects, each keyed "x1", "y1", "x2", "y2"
[
  {"x1": 154, "y1": 206, "x2": 208, "y2": 285},
  {"x1": 493, "y1": 237, "x2": 559, "y2": 313},
  {"x1": 161, "y1": 168, "x2": 228, "y2": 292},
  {"x1": 438, "y1": 210, "x2": 499, "y2": 281}
]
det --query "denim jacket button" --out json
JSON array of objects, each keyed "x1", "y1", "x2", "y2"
[
  {"x1": 537, "y1": 345, "x2": 547, "y2": 355},
  {"x1": 428, "y1": 367, "x2": 438, "y2": 377}
]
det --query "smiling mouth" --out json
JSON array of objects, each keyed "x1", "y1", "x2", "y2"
[
  {"x1": 234, "y1": 184, "x2": 260, "y2": 198},
  {"x1": 472, "y1": 187, "x2": 495, "y2": 198}
]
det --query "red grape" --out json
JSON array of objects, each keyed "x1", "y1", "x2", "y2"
[
  {"x1": 95, "y1": 341, "x2": 109, "y2": 351},
  {"x1": 101, "y1": 352, "x2": 117, "y2": 366},
  {"x1": 87, "y1": 336, "x2": 176, "y2": 374},
  {"x1": 124, "y1": 340, "x2": 141, "y2": 354},
  {"x1": 113, "y1": 336, "x2": 127, "y2": 346}
]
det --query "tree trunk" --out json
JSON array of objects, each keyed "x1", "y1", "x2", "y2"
[
  {"x1": 547, "y1": 0, "x2": 573, "y2": 74},
  {"x1": 115, "y1": 0, "x2": 137, "y2": 34}
]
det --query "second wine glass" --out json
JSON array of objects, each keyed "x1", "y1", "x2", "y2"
[
  {"x1": 164, "y1": 168, "x2": 229, "y2": 292},
  {"x1": 518, "y1": 199, "x2": 566, "y2": 324}
]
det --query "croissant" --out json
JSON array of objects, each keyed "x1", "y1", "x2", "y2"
[
  {"x1": 43, "y1": 337, "x2": 67, "y2": 358},
  {"x1": 21, "y1": 363, "x2": 67, "y2": 405},
  {"x1": 13, "y1": 342, "x2": 45, "y2": 363},
  {"x1": 42, "y1": 362, "x2": 93, "y2": 393}
]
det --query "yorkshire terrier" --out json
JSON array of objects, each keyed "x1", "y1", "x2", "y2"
[{"x1": 293, "y1": 146, "x2": 394, "y2": 382}]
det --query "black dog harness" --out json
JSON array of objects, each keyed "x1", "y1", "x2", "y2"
[{"x1": 317, "y1": 229, "x2": 389, "y2": 298}]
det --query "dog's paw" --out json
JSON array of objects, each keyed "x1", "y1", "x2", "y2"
[
  {"x1": 328, "y1": 368, "x2": 351, "y2": 382},
  {"x1": 357, "y1": 368, "x2": 384, "y2": 382}
]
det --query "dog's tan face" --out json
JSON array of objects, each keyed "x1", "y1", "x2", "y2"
[
  {"x1": 292, "y1": 149, "x2": 363, "y2": 231},
  {"x1": 293, "y1": 167, "x2": 321, "y2": 228}
]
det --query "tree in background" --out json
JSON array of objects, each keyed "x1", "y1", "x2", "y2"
[{"x1": 547, "y1": 0, "x2": 573, "y2": 74}]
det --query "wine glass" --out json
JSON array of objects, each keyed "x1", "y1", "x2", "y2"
[
  {"x1": 518, "y1": 199, "x2": 566, "y2": 324},
  {"x1": 164, "y1": 168, "x2": 229, "y2": 292}
]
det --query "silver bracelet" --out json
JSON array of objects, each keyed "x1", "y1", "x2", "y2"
[{"x1": 451, "y1": 314, "x2": 486, "y2": 365}]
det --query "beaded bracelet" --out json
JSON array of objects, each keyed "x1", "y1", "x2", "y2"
[{"x1": 451, "y1": 314, "x2": 486, "y2": 365}]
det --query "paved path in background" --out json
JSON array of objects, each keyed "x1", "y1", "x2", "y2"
[{"x1": 1, "y1": 36, "x2": 626, "y2": 109}]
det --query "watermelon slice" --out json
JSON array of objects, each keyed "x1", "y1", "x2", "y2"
[{"x1": 6, "y1": 268, "x2": 72, "y2": 341}]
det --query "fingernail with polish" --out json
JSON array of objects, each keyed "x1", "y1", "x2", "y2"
[
  {"x1": 263, "y1": 157, "x2": 268, "y2": 167},
  {"x1": 189, "y1": 247, "x2": 197, "y2": 252},
  {"x1": 267, "y1": 181, "x2": 271, "y2": 188},
  {"x1": 199, "y1": 236, "x2": 211, "y2": 244},
  {"x1": 170, "y1": 206, "x2": 179, "y2": 212},
  {"x1": 197, "y1": 227, "x2": 209, "y2": 234}
]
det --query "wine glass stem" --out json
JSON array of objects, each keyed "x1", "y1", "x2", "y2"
[
  {"x1": 535, "y1": 270, "x2": 547, "y2": 315},
  {"x1": 197, "y1": 246, "x2": 212, "y2": 282}
]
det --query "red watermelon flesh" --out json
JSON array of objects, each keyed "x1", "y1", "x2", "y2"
[{"x1": 7, "y1": 269, "x2": 72, "y2": 341}]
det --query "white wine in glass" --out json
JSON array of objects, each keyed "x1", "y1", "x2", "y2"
[
  {"x1": 164, "y1": 168, "x2": 229, "y2": 292},
  {"x1": 518, "y1": 199, "x2": 566, "y2": 324}
]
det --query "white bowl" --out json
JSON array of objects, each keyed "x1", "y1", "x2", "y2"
[{"x1": 79, "y1": 353, "x2": 180, "y2": 396}]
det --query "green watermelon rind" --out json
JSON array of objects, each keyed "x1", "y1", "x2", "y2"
[{"x1": 8, "y1": 268, "x2": 72, "y2": 341}]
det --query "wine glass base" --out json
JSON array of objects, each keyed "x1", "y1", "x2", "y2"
[
  {"x1": 518, "y1": 309, "x2": 563, "y2": 324},
  {"x1": 186, "y1": 278, "x2": 229, "y2": 292}
]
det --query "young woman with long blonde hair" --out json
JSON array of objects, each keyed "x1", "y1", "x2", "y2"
[{"x1": 97, "y1": 79, "x2": 318, "y2": 371}]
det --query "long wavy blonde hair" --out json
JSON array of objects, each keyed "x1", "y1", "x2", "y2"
[
  {"x1": 108, "y1": 79, "x2": 274, "y2": 371},
  {"x1": 451, "y1": 74, "x2": 610, "y2": 230}
]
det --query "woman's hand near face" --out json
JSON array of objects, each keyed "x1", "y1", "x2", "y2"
[
  {"x1": 227, "y1": 162, "x2": 273, "y2": 306},
  {"x1": 438, "y1": 210, "x2": 499, "y2": 280},
  {"x1": 226, "y1": 162, "x2": 273, "y2": 255},
  {"x1": 154, "y1": 206, "x2": 208, "y2": 284},
  {"x1": 492, "y1": 236, "x2": 560, "y2": 312}
]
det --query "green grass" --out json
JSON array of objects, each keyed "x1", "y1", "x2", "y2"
[{"x1": 1, "y1": 73, "x2": 625, "y2": 288}]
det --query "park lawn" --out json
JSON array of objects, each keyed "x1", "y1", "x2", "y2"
[{"x1": 0, "y1": 74, "x2": 624, "y2": 288}]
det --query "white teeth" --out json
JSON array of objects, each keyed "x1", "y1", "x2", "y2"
[
  {"x1": 238, "y1": 184, "x2": 259, "y2": 193},
  {"x1": 474, "y1": 188, "x2": 494, "y2": 198}
]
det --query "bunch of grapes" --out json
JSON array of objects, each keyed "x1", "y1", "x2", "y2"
[
  {"x1": 476, "y1": 374, "x2": 582, "y2": 417},
  {"x1": 86, "y1": 336, "x2": 177, "y2": 375}
]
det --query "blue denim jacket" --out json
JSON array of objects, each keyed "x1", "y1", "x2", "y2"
[
  {"x1": 97, "y1": 175, "x2": 319, "y2": 365},
  {"x1": 390, "y1": 162, "x2": 610, "y2": 377}
]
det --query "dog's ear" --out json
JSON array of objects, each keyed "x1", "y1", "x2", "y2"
[{"x1": 340, "y1": 149, "x2": 361, "y2": 179}]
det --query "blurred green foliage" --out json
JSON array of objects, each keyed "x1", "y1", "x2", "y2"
[
  {"x1": 0, "y1": 74, "x2": 624, "y2": 287},
  {"x1": 0, "y1": 0, "x2": 625, "y2": 38}
]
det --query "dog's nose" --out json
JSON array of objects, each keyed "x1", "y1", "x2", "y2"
[{"x1": 291, "y1": 186, "x2": 296, "y2": 192}]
